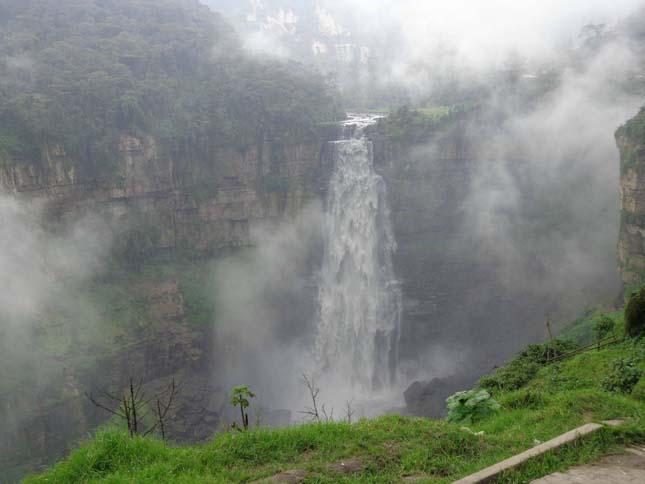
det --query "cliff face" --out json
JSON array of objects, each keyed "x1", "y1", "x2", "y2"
[
  {"x1": 617, "y1": 109, "x2": 645, "y2": 285},
  {"x1": 0, "y1": 130, "x2": 336, "y2": 254},
  {"x1": 368, "y1": 118, "x2": 562, "y2": 399}
]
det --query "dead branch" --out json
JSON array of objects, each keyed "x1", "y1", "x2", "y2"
[
  {"x1": 345, "y1": 401, "x2": 354, "y2": 424},
  {"x1": 87, "y1": 377, "x2": 179, "y2": 441},
  {"x1": 299, "y1": 373, "x2": 321, "y2": 422}
]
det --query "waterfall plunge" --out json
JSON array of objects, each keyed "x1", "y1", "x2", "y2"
[{"x1": 315, "y1": 115, "x2": 402, "y2": 393}]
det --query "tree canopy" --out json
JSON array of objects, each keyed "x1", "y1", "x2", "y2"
[{"x1": 0, "y1": 0, "x2": 341, "y2": 173}]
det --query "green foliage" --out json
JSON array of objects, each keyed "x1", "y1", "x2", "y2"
[
  {"x1": 230, "y1": 385, "x2": 256, "y2": 431},
  {"x1": 594, "y1": 315, "x2": 616, "y2": 344},
  {"x1": 499, "y1": 388, "x2": 547, "y2": 410},
  {"x1": 446, "y1": 389, "x2": 501, "y2": 425},
  {"x1": 632, "y1": 378, "x2": 645, "y2": 402},
  {"x1": 617, "y1": 107, "x2": 645, "y2": 171},
  {"x1": 479, "y1": 339, "x2": 579, "y2": 392},
  {"x1": 385, "y1": 103, "x2": 476, "y2": 144},
  {"x1": 616, "y1": 107, "x2": 645, "y2": 142},
  {"x1": 0, "y1": 0, "x2": 341, "y2": 172},
  {"x1": 601, "y1": 358, "x2": 643, "y2": 394},
  {"x1": 230, "y1": 386, "x2": 256, "y2": 409},
  {"x1": 625, "y1": 288, "x2": 645, "y2": 338}
]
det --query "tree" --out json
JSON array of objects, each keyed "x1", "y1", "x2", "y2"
[
  {"x1": 230, "y1": 385, "x2": 255, "y2": 431},
  {"x1": 594, "y1": 315, "x2": 616, "y2": 349},
  {"x1": 299, "y1": 373, "x2": 334, "y2": 422},
  {"x1": 86, "y1": 378, "x2": 178, "y2": 441}
]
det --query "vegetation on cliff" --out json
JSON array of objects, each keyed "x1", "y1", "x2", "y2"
[
  {"x1": 616, "y1": 107, "x2": 645, "y2": 170},
  {"x1": 26, "y1": 294, "x2": 645, "y2": 483},
  {"x1": 383, "y1": 104, "x2": 476, "y2": 144},
  {"x1": 0, "y1": 0, "x2": 341, "y2": 173}
]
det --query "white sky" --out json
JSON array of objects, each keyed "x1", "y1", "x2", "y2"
[{"x1": 329, "y1": 0, "x2": 645, "y2": 65}]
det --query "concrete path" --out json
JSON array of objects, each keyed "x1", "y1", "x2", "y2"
[{"x1": 531, "y1": 446, "x2": 645, "y2": 483}]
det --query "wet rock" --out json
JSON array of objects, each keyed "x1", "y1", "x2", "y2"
[{"x1": 404, "y1": 378, "x2": 463, "y2": 418}]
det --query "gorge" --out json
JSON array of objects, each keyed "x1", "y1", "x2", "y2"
[{"x1": 3, "y1": 0, "x2": 645, "y2": 482}]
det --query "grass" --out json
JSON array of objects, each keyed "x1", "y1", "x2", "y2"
[{"x1": 23, "y1": 296, "x2": 645, "y2": 483}]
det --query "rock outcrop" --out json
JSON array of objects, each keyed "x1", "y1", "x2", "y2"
[
  {"x1": 0, "y1": 129, "x2": 338, "y2": 255},
  {"x1": 617, "y1": 109, "x2": 645, "y2": 285}
]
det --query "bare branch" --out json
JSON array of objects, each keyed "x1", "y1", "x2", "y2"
[
  {"x1": 300, "y1": 373, "x2": 321, "y2": 422},
  {"x1": 345, "y1": 401, "x2": 354, "y2": 424},
  {"x1": 85, "y1": 392, "x2": 126, "y2": 419}
]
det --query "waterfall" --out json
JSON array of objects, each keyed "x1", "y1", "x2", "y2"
[{"x1": 315, "y1": 114, "x2": 402, "y2": 392}]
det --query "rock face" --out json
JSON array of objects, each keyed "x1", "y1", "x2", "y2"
[
  {"x1": 617, "y1": 110, "x2": 645, "y2": 285},
  {"x1": 0, "y1": 130, "x2": 338, "y2": 254},
  {"x1": 367, "y1": 119, "x2": 551, "y2": 396}
]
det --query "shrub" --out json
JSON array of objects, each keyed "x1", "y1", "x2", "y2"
[
  {"x1": 601, "y1": 358, "x2": 643, "y2": 394},
  {"x1": 632, "y1": 378, "x2": 645, "y2": 402},
  {"x1": 446, "y1": 389, "x2": 500, "y2": 425},
  {"x1": 479, "y1": 339, "x2": 579, "y2": 392},
  {"x1": 230, "y1": 386, "x2": 256, "y2": 431},
  {"x1": 594, "y1": 316, "x2": 616, "y2": 343},
  {"x1": 625, "y1": 288, "x2": 645, "y2": 338}
]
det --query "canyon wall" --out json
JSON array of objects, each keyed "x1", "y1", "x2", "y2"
[
  {"x1": 0, "y1": 129, "x2": 338, "y2": 254},
  {"x1": 368, "y1": 118, "x2": 564, "y2": 403},
  {"x1": 617, "y1": 108, "x2": 645, "y2": 285}
]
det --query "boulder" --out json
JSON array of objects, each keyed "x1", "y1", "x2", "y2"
[{"x1": 404, "y1": 378, "x2": 461, "y2": 418}]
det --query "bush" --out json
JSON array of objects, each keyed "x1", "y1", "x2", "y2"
[
  {"x1": 601, "y1": 358, "x2": 643, "y2": 394},
  {"x1": 446, "y1": 389, "x2": 500, "y2": 425},
  {"x1": 479, "y1": 339, "x2": 579, "y2": 392},
  {"x1": 632, "y1": 378, "x2": 645, "y2": 402},
  {"x1": 625, "y1": 288, "x2": 645, "y2": 338},
  {"x1": 594, "y1": 315, "x2": 616, "y2": 343},
  {"x1": 633, "y1": 378, "x2": 645, "y2": 402}
]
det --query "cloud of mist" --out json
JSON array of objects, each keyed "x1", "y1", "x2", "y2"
[
  {"x1": 462, "y1": 38, "x2": 640, "y2": 324},
  {"x1": 0, "y1": 197, "x2": 110, "y2": 325},
  {"x1": 213, "y1": 203, "x2": 325, "y2": 409},
  {"x1": 242, "y1": 30, "x2": 292, "y2": 58},
  {"x1": 332, "y1": 0, "x2": 645, "y2": 64},
  {"x1": 0, "y1": 194, "x2": 112, "y2": 438}
]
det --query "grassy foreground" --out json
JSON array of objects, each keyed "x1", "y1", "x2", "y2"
[{"x1": 26, "y1": 309, "x2": 645, "y2": 483}]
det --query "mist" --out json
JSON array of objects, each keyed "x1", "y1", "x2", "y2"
[
  {"x1": 463, "y1": 44, "x2": 638, "y2": 318},
  {"x1": 212, "y1": 203, "x2": 325, "y2": 413},
  {"x1": 0, "y1": 195, "x2": 112, "y2": 453},
  {"x1": 202, "y1": 0, "x2": 645, "y2": 401}
]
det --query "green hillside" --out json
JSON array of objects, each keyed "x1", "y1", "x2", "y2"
[{"x1": 24, "y1": 294, "x2": 645, "y2": 483}]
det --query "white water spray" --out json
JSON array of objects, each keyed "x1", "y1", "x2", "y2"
[{"x1": 315, "y1": 114, "x2": 402, "y2": 394}]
